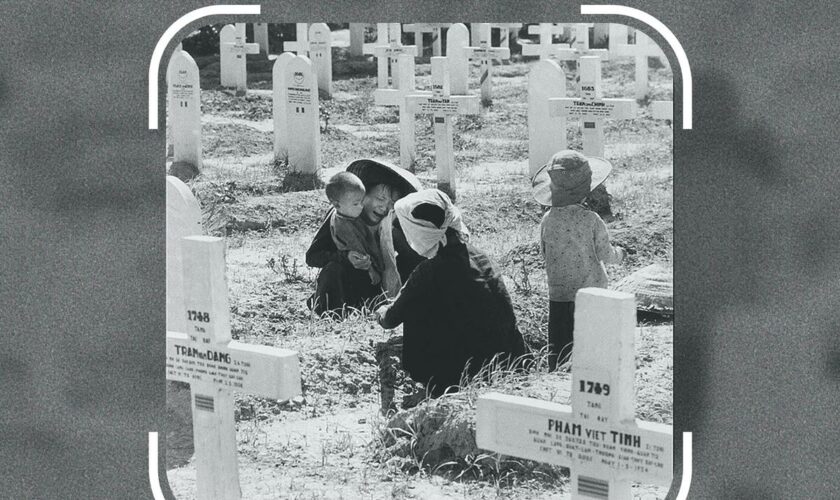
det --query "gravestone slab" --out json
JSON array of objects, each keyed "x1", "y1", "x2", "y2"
[
  {"x1": 405, "y1": 57, "x2": 479, "y2": 200},
  {"x1": 220, "y1": 24, "x2": 259, "y2": 93},
  {"x1": 278, "y1": 55, "x2": 320, "y2": 173},
  {"x1": 272, "y1": 52, "x2": 297, "y2": 160},
  {"x1": 445, "y1": 23, "x2": 471, "y2": 95},
  {"x1": 548, "y1": 56, "x2": 637, "y2": 158},
  {"x1": 528, "y1": 59, "x2": 567, "y2": 177},
  {"x1": 477, "y1": 288, "x2": 673, "y2": 500},
  {"x1": 167, "y1": 236, "x2": 301, "y2": 500},
  {"x1": 167, "y1": 48, "x2": 202, "y2": 172},
  {"x1": 253, "y1": 23, "x2": 269, "y2": 54},
  {"x1": 349, "y1": 23, "x2": 365, "y2": 56},
  {"x1": 308, "y1": 23, "x2": 333, "y2": 96},
  {"x1": 166, "y1": 176, "x2": 203, "y2": 333}
]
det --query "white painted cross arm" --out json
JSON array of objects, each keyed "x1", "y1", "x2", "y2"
[
  {"x1": 477, "y1": 393, "x2": 673, "y2": 485},
  {"x1": 166, "y1": 333, "x2": 301, "y2": 401},
  {"x1": 405, "y1": 93, "x2": 480, "y2": 116},
  {"x1": 548, "y1": 96, "x2": 636, "y2": 121}
]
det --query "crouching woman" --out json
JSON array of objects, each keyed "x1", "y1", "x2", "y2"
[{"x1": 375, "y1": 189, "x2": 528, "y2": 401}]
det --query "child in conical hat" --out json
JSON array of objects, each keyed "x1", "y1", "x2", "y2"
[{"x1": 532, "y1": 150, "x2": 626, "y2": 371}]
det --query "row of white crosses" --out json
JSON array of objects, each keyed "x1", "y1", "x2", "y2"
[
  {"x1": 611, "y1": 26, "x2": 668, "y2": 99},
  {"x1": 166, "y1": 176, "x2": 301, "y2": 500},
  {"x1": 523, "y1": 23, "x2": 609, "y2": 65},
  {"x1": 477, "y1": 288, "x2": 673, "y2": 500}
]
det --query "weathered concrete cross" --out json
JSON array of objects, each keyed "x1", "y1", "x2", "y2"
[
  {"x1": 548, "y1": 56, "x2": 637, "y2": 158},
  {"x1": 464, "y1": 23, "x2": 511, "y2": 105},
  {"x1": 283, "y1": 23, "x2": 310, "y2": 56},
  {"x1": 405, "y1": 57, "x2": 479, "y2": 201},
  {"x1": 477, "y1": 288, "x2": 673, "y2": 500},
  {"x1": 550, "y1": 23, "x2": 610, "y2": 68},
  {"x1": 521, "y1": 23, "x2": 569, "y2": 60},
  {"x1": 166, "y1": 236, "x2": 301, "y2": 500}
]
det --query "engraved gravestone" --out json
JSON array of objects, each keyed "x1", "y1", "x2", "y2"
[
  {"x1": 166, "y1": 176, "x2": 203, "y2": 333},
  {"x1": 220, "y1": 24, "x2": 259, "y2": 93},
  {"x1": 477, "y1": 288, "x2": 673, "y2": 500},
  {"x1": 308, "y1": 23, "x2": 333, "y2": 96},
  {"x1": 528, "y1": 59, "x2": 567, "y2": 177},
  {"x1": 279, "y1": 55, "x2": 320, "y2": 173},
  {"x1": 405, "y1": 57, "x2": 479, "y2": 200},
  {"x1": 167, "y1": 236, "x2": 301, "y2": 500},
  {"x1": 272, "y1": 52, "x2": 297, "y2": 160},
  {"x1": 253, "y1": 23, "x2": 269, "y2": 55},
  {"x1": 167, "y1": 49, "x2": 202, "y2": 172},
  {"x1": 548, "y1": 56, "x2": 637, "y2": 158},
  {"x1": 444, "y1": 23, "x2": 471, "y2": 95},
  {"x1": 373, "y1": 23, "x2": 417, "y2": 90}
]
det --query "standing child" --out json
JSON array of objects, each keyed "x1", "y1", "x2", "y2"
[{"x1": 533, "y1": 150, "x2": 626, "y2": 371}]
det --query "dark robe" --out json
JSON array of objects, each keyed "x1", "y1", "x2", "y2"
[{"x1": 379, "y1": 231, "x2": 528, "y2": 395}]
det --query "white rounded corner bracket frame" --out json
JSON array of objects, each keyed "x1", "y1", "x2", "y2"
[
  {"x1": 581, "y1": 5, "x2": 692, "y2": 129},
  {"x1": 148, "y1": 4, "x2": 262, "y2": 130}
]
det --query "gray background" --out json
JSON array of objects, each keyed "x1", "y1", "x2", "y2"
[{"x1": 1, "y1": 0, "x2": 838, "y2": 498}]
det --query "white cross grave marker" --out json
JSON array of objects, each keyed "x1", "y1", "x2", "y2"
[
  {"x1": 166, "y1": 176, "x2": 203, "y2": 333},
  {"x1": 167, "y1": 236, "x2": 301, "y2": 500},
  {"x1": 403, "y1": 23, "x2": 451, "y2": 57},
  {"x1": 405, "y1": 57, "x2": 479, "y2": 200},
  {"x1": 477, "y1": 288, "x2": 673, "y2": 500},
  {"x1": 612, "y1": 30, "x2": 667, "y2": 99},
  {"x1": 253, "y1": 23, "x2": 269, "y2": 54},
  {"x1": 491, "y1": 23, "x2": 523, "y2": 53},
  {"x1": 548, "y1": 56, "x2": 637, "y2": 158},
  {"x1": 167, "y1": 48, "x2": 202, "y2": 171},
  {"x1": 220, "y1": 24, "x2": 259, "y2": 93},
  {"x1": 283, "y1": 23, "x2": 310, "y2": 56},
  {"x1": 271, "y1": 52, "x2": 297, "y2": 160},
  {"x1": 362, "y1": 23, "x2": 387, "y2": 56},
  {"x1": 445, "y1": 23, "x2": 472, "y2": 95},
  {"x1": 373, "y1": 23, "x2": 418, "y2": 90},
  {"x1": 308, "y1": 23, "x2": 333, "y2": 97},
  {"x1": 520, "y1": 23, "x2": 568, "y2": 60},
  {"x1": 608, "y1": 24, "x2": 629, "y2": 52},
  {"x1": 465, "y1": 23, "x2": 510, "y2": 105},
  {"x1": 528, "y1": 59, "x2": 567, "y2": 177},
  {"x1": 274, "y1": 54, "x2": 320, "y2": 173},
  {"x1": 374, "y1": 53, "x2": 422, "y2": 170},
  {"x1": 551, "y1": 23, "x2": 610, "y2": 68}
]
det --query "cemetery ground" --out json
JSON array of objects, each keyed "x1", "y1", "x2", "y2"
[{"x1": 166, "y1": 45, "x2": 673, "y2": 499}]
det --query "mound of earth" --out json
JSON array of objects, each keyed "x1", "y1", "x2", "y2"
[{"x1": 613, "y1": 263, "x2": 673, "y2": 317}]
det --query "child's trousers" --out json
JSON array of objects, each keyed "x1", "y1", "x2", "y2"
[{"x1": 548, "y1": 300, "x2": 574, "y2": 371}]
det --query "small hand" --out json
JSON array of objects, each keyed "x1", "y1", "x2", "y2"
[
  {"x1": 374, "y1": 304, "x2": 389, "y2": 326},
  {"x1": 348, "y1": 251, "x2": 372, "y2": 270}
]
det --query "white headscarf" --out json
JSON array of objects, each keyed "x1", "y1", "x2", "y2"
[{"x1": 393, "y1": 189, "x2": 470, "y2": 259}]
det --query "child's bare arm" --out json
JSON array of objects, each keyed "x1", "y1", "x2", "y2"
[{"x1": 593, "y1": 215, "x2": 624, "y2": 264}]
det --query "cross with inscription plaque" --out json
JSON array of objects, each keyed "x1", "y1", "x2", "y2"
[
  {"x1": 373, "y1": 23, "x2": 418, "y2": 90},
  {"x1": 548, "y1": 56, "x2": 637, "y2": 158},
  {"x1": 405, "y1": 57, "x2": 479, "y2": 201},
  {"x1": 220, "y1": 24, "x2": 260, "y2": 93},
  {"x1": 464, "y1": 23, "x2": 510, "y2": 105},
  {"x1": 612, "y1": 30, "x2": 667, "y2": 99},
  {"x1": 166, "y1": 236, "x2": 301, "y2": 500},
  {"x1": 403, "y1": 23, "x2": 451, "y2": 57},
  {"x1": 477, "y1": 288, "x2": 673, "y2": 500},
  {"x1": 374, "y1": 53, "x2": 423, "y2": 170}
]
